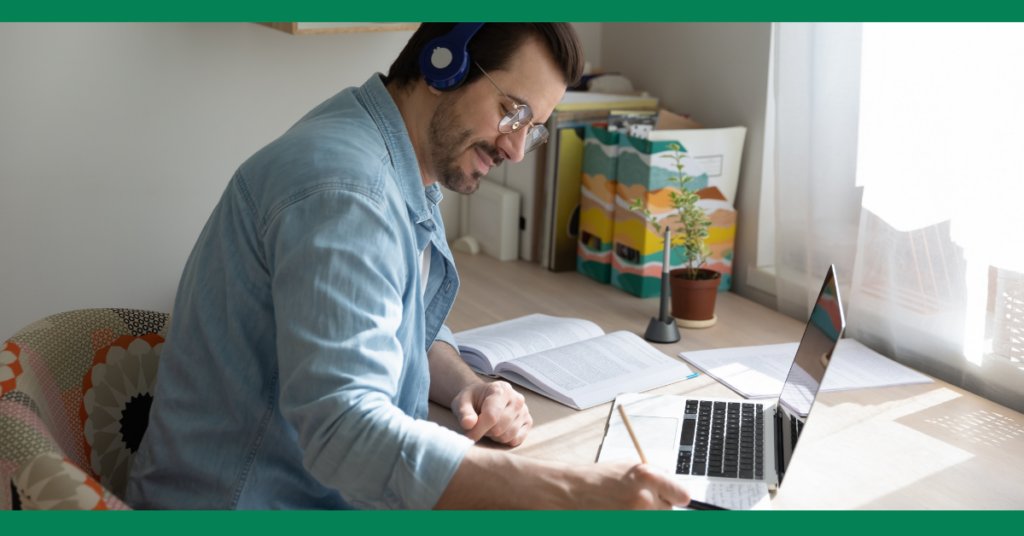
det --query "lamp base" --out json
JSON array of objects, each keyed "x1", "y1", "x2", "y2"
[{"x1": 644, "y1": 316, "x2": 681, "y2": 343}]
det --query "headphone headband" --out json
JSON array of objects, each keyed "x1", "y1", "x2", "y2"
[{"x1": 419, "y1": 23, "x2": 485, "y2": 91}]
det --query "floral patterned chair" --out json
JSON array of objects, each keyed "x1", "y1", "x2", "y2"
[{"x1": 1, "y1": 309, "x2": 170, "y2": 510}]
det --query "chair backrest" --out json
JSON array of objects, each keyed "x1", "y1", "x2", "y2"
[{"x1": 1, "y1": 308, "x2": 171, "y2": 510}]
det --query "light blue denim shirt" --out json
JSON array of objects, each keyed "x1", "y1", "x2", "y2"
[{"x1": 125, "y1": 74, "x2": 473, "y2": 510}]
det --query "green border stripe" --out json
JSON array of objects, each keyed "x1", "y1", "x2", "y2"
[
  {"x1": 3, "y1": 0, "x2": 1024, "y2": 21},
  {"x1": 2, "y1": 510, "x2": 1022, "y2": 534}
]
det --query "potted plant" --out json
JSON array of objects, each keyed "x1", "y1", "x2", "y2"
[{"x1": 628, "y1": 143, "x2": 720, "y2": 325}]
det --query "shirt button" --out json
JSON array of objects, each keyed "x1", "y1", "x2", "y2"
[{"x1": 445, "y1": 282, "x2": 452, "y2": 292}]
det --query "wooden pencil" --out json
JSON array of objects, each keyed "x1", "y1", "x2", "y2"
[{"x1": 617, "y1": 404, "x2": 648, "y2": 464}]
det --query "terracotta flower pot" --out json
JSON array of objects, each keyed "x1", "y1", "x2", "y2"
[{"x1": 669, "y1": 268, "x2": 721, "y2": 321}]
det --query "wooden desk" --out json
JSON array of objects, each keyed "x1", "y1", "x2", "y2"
[{"x1": 430, "y1": 252, "x2": 1024, "y2": 509}]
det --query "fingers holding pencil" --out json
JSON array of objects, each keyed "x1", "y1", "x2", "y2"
[
  {"x1": 616, "y1": 404, "x2": 689, "y2": 508},
  {"x1": 617, "y1": 403, "x2": 727, "y2": 511}
]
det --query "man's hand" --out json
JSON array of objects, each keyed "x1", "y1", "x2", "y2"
[
  {"x1": 425, "y1": 340, "x2": 532, "y2": 446},
  {"x1": 451, "y1": 381, "x2": 532, "y2": 446}
]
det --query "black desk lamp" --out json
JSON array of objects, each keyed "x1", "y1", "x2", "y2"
[{"x1": 644, "y1": 227, "x2": 680, "y2": 343}]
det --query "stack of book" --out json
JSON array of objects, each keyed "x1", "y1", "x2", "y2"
[{"x1": 537, "y1": 92, "x2": 659, "y2": 271}]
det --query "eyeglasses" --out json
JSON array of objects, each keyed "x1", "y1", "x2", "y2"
[{"x1": 475, "y1": 62, "x2": 549, "y2": 154}]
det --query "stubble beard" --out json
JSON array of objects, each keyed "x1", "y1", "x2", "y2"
[{"x1": 427, "y1": 94, "x2": 503, "y2": 195}]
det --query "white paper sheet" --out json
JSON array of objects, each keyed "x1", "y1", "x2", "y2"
[{"x1": 679, "y1": 338, "x2": 933, "y2": 399}]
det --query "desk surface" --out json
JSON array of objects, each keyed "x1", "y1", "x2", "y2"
[{"x1": 430, "y1": 252, "x2": 1024, "y2": 509}]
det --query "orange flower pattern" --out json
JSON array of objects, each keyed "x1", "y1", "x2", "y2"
[{"x1": 1, "y1": 309, "x2": 169, "y2": 510}]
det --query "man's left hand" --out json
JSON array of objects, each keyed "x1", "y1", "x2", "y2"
[{"x1": 451, "y1": 381, "x2": 532, "y2": 446}]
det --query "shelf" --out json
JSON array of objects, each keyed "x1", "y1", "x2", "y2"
[{"x1": 258, "y1": 23, "x2": 420, "y2": 35}]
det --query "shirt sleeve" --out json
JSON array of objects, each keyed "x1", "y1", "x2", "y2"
[
  {"x1": 263, "y1": 187, "x2": 472, "y2": 510},
  {"x1": 432, "y1": 324, "x2": 460, "y2": 355}
]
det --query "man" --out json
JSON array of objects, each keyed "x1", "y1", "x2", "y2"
[{"x1": 126, "y1": 23, "x2": 690, "y2": 510}]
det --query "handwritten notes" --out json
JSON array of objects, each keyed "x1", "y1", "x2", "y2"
[{"x1": 676, "y1": 480, "x2": 772, "y2": 510}]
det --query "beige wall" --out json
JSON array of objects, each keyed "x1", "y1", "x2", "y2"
[{"x1": 601, "y1": 23, "x2": 776, "y2": 308}]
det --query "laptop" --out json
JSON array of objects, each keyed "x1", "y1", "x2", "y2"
[{"x1": 597, "y1": 265, "x2": 846, "y2": 490}]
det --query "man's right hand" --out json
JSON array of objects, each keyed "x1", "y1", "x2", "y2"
[
  {"x1": 565, "y1": 461, "x2": 691, "y2": 510},
  {"x1": 435, "y1": 448, "x2": 690, "y2": 509}
]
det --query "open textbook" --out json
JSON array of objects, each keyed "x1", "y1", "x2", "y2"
[{"x1": 453, "y1": 314, "x2": 697, "y2": 410}]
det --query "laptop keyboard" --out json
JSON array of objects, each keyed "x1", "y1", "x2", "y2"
[
  {"x1": 676, "y1": 400, "x2": 765, "y2": 479},
  {"x1": 790, "y1": 415, "x2": 804, "y2": 450}
]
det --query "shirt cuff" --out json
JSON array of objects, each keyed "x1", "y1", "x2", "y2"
[
  {"x1": 384, "y1": 420, "x2": 474, "y2": 509},
  {"x1": 432, "y1": 324, "x2": 460, "y2": 355}
]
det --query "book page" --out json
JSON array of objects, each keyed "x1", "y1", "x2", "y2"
[
  {"x1": 500, "y1": 331, "x2": 696, "y2": 409},
  {"x1": 453, "y1": 314, "x2": 605, "y2": 374}
]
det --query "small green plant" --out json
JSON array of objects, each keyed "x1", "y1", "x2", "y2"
[{"x1": 628, "y1": 143, "x2": 714, "y2": 280}]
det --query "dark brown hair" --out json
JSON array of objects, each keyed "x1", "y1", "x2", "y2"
[{"x1": 383, "y1": 23, "x2": 584, "y2": 91}]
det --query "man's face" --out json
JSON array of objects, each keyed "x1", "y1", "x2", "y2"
[{"x1": 427, "y1": 38, "x2": 567, "y2": 195}]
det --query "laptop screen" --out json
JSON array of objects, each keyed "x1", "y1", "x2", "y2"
[{"x1": 776, "y1": 265, "x2": 846, "y2": 482}]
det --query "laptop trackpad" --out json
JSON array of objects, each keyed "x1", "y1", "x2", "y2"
[{"x1": 599, "y1": 415, "x2": 679, "y2": 470}]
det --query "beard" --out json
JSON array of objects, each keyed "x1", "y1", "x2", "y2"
[{"x1": 427, "y1": 94, "x2": 504, "y2": 195}]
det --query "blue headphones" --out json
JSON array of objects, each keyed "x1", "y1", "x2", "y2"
[{"x1": 419, "y1": 23, "x2": 486, "y2": 91}]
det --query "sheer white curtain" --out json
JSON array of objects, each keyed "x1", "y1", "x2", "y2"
[
  {"x1": 847, "y1": 23, "x2": 1024, "y2": 413},
  {"x1": 772, "y1": 23, "x2": 864, "y2": 319},
  {"x1": 772, "y1": 23, "x2": 1024, "y2": 413}
]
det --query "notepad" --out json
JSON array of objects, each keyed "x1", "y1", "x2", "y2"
[
  {"x1": 678, "y1": 338, "x2": 932, "y2": 399},
  {"x1": 454, "y1": 314, "x2": 698, "y2": 410},
  {"x1": 674, "y1": 481, "x2": 772, "y2": 511}
]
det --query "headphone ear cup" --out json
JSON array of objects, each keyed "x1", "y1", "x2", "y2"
[
  {"x1": 418, "y1": 23, "x2": 485, "y2": 91},
  {"x1": 434, "y1": 69, "x2": 469, "y2": 92},
  {"x1": 420, "y1": 41, "x2": 468, "y2": 90}
]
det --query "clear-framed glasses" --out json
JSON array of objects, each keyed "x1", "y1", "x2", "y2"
[{"x1": 475, "y1": 62, "x2": 549, "y2": 154}]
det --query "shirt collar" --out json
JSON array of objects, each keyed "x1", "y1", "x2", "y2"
[
  {"x1": 357, "y1": 73, "x2": 437, "y2": 224},
  {"x1": 424, "y1": 183, "x2": 444, "y2": 206}
]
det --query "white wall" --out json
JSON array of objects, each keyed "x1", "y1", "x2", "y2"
[
  {"x1": 0, "y1": 22, "x2": 609, "y2": 341},
  {"x1": 601, "y1": 23, "x2": 775, "y2": 307},
  {"x1": 0, "y1": 23, "x2": 416, "y2": 340},
  {"x1": 570, "y1": 22, "x2": 602, "y2": 69}
]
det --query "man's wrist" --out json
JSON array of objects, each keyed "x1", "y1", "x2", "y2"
[
  {"x1": 491, "y1": 450, "x2": 578, "y2": 510},
  {"x1": 532, "y1": 458, "x2": 578, "y2": 509},
  {"x1": 438, "y1": 447, "x2": 578, "y2": 509},
  {"x1": 427, "y1": 340, "x2": 485, "y2": 407}
]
